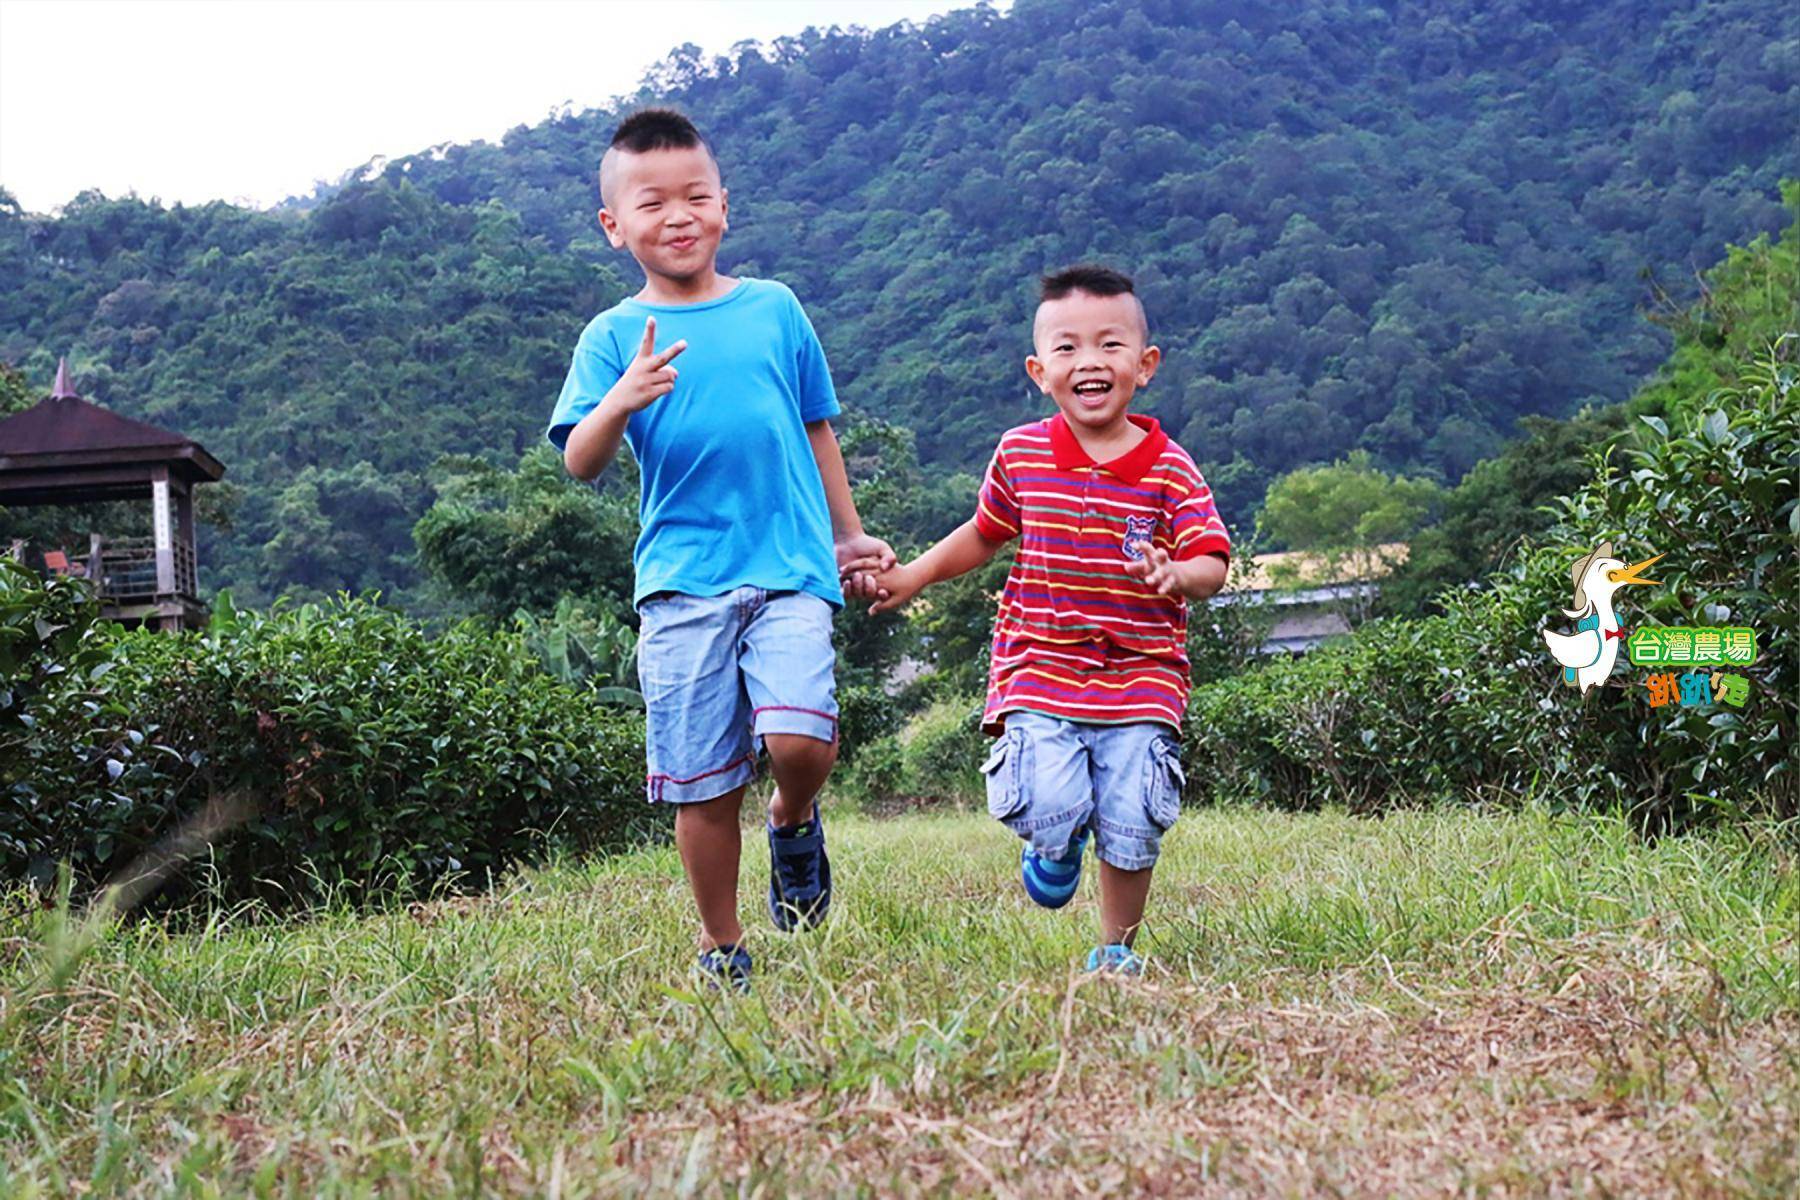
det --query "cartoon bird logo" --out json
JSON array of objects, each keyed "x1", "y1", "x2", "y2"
[{"x1": 1541, "y1": 542, "x2": 1662, "y2": 693}]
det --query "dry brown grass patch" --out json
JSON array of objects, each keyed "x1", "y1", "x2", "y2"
[{"x1": 613, "y1": 967, "x2": 1799, "y2": 1197}]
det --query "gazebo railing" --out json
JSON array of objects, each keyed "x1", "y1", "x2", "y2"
[
  {"x1": 10, "y1": 535, "x2": 198, "y2": 600},
  {"x1": 95, "y1": 535, "x2": 198, "y2": 600}
]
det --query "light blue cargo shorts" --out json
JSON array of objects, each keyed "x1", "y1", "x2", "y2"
[{"x1": 980, "y1": 710, "x2": 1184, "y2": 870}]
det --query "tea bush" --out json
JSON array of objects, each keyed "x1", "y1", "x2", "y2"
[
  {"x1": 899, "y1": 697, "x2": 988, "y2": 804},
  {"x1": 840, "y1": 694, "x2": 986, "y2": 806},
  {"x1": 834, "y1": 667, "x2": 905, "y2": 770},
  {"x1": 1, "y1": 586, "x2": 651, "y2": 909},
  {"x1": 1185, "y1": 338, "x2": 1797, "y2": 828}
]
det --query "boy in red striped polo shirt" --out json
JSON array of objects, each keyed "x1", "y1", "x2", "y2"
[{"x1": 871, "y1": 265, "x2": 1230, "y2": 975}]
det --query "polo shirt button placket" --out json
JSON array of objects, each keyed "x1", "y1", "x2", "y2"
[{"x1": 1066, "y1": 468, "x2": 1090, "y2": 628}]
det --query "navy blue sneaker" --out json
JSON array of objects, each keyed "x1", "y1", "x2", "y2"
[
  {"x1": 1021, "y1": 827, "x2": 1089, "y2": 909},
  {"x1": 768, "y1": 809, "x2": 831, "y2": 931},
  {"x1": 696, "y1": 943, "x2": 752, "y2": 993}
]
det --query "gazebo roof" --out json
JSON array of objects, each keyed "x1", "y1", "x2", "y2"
[{"x1": 0, "y1": 359, "x2": 225, "y2": 503}]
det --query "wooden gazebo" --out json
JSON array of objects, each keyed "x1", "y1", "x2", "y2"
[{"x1": 0, "y1": 359, "x2": 224, "y2": 630}]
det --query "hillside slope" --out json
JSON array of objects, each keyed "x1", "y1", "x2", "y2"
[{"x1": 2, "y1": 0, "x2": 1794, "y2": 601}]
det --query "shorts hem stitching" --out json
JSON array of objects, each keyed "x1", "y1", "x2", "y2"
[{"x1": 647, "y1": 753, "x2": 755, "y2": 804}]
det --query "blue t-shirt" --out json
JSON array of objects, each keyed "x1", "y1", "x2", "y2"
[{"x1": 547, "y1": 278, "x2": 843, "y2": 607}]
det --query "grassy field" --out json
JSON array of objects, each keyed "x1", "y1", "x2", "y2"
[{"x1": 2, "y1": 805, "x2": 1796, "y2": 1197}]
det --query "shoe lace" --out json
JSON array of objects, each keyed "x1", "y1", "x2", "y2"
[
  {"x1": 776, "y1": 838, "x2": 820, "y2": 895},
  {"x1": 702, "y1": 944, "x2": 749, "y2": 976}
]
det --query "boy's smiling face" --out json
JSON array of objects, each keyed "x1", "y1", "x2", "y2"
[
  {"x1": 1025, "y1": 290, "x2": 1161, "y2": 436},
  {"x1": 598, "y1": 144, "x2": 728, "y2": 287}
]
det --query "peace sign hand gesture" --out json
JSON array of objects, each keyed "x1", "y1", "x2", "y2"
[{"x1": 614, "y1": 316, "x2": 687, "y2": 413}]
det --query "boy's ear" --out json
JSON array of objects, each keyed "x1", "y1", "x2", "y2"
[
  {"x1": 1135, "y1": 344, "x2": 1163, "y2": 387},
  {"x1": 720, "y1": 186, "x2": 729, "y2": 231},
  {"x1": 1024, "y1": 354, "x2": 1050, "y2": 393},
  {"x1": 597, "y1": 207, "x2": 626, "y2": 249}
]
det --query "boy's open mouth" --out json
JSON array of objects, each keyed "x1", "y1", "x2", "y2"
[{"x1": 1072, "y1": 379, "x2": 1113, "y2": 403}]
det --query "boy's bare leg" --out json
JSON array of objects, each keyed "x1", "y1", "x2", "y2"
[
  {"x1": 1098, "y1": 861, "x2": 1154, "y2": 947},
  {"x1": 675, "y1": 784, "x2": 747, "y2": 950},
  {"x1": 762, "y1": 732, "x2": 838, "y2": 827}
]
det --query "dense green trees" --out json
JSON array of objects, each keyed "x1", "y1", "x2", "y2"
[
  {"x1": 1, "y1": 192, "x2": 621, "y2": 605},
  {"x1": 1377, "y1": 183, "x2": 1799, "y2": 616},
  {"x1": 2, "y1": 0, "x2": 1795, "y2": 605},
  {"x1": 413, "y1": 448, "x2": 639, "y2": 618},
  {"x1": 1193, "y1": 194, "x2": 1798, "y2": 824},
  {"x1": 0, "y1": 363, "x2": 32, "y2": 416},
  {"x1": 1256, "y1": 451, "x2": 1442, "y2": 556}
]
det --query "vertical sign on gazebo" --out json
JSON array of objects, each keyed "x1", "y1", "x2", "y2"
[{"x1": 152, "y1": 466, "x2": 175, "y2": 596}]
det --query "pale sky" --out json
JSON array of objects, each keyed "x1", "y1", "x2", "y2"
[{"x1": 0, "y1": 0, "x2": 998, "y2": 214}]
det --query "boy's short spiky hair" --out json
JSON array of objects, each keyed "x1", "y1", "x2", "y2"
[
  {"x1": 610, "y1": 107, "x2": 710, "y2": 156},
  {"x1": 1040, "y1": 263, "x2": 1135, "y2": 302},
  {"x1": 1037, "y1": 263, "x2": 1149, "y2": 340},
  {"x1": 599, "y1": 107, "x2": 719, "y2": 205}
]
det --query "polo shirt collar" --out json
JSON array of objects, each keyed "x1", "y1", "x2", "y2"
[{"x1": 1048, "y1": 413, "x2": 1168, "y2": 485}]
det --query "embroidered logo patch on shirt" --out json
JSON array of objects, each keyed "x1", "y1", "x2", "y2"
[{"x1": 1122, "y1": 515, "x2": 1156, "y2": 561}]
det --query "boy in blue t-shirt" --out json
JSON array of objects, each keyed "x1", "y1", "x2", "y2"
[{"x1": 548, "y1": 109, "x2": 893, "y2": 990}]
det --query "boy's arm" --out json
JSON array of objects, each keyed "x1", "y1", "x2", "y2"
[
  {"x1": 868, "y1": 519, "x2": 1007, "y2": 615},
  {"x1": 563, "y1": 398, "x2": 633, "y2": 482},
  {"x1": 806, "y1": 418, "x2": 896, "y2": 593},
  {"x1": 562, "y1": 318, "x2": 686, "y2": 481}
]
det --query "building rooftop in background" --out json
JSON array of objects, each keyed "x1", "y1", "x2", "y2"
[
  {"x1": 0, "y1": 358, "x2": 224, "y2": 630},
  {"x1": 1228, "y1": 543, "x2": 1410, "y2": 595},
  {"x1": 0, "y1": 361, "x2": 224, "y2": 491},
  {"x1": 1212, "y1": 542, "x2": 1410, "y2": 655}
]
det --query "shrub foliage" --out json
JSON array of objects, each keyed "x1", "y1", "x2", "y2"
[
  {"x1": 1, "y1": 582, "x2": 650, "y2": 909},
  {"x1": 1186, "y1": 337, "x2": 1797, "y2": 827}
]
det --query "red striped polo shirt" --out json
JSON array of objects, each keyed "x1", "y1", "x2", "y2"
[{"x1": 973, "y1": 413, "x2": 1230, "y2": 733}]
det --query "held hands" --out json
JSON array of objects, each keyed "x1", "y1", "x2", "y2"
[
  {"x1": 866, "y1": 561, "x2": 925, "y2": 615},
  {"x1": 837, "y1": 532, "x2": 897, "y2": 602},
  {"x1": 614, "y1": 317, "x2": 687, "y2": 413}
]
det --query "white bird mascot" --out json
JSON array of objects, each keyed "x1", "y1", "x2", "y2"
[{"x1": 1541, "y1": 541, "x2": 1662, "y2": 693}]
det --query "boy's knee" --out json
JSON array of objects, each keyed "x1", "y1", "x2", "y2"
[
  {"x1": 672, "y1": 785, "x2": 747, "y2": 827},
  {"x1": 763, "y1": 732, "x2": 838, "y2": 778}
]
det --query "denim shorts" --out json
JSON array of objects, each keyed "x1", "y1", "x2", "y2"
[
  {"x1": 636, "y1": 587, "x2": 838, "y2": 804},
  {"x1": 980, "y1": 710, "x2": 1184, "y2": 871}
]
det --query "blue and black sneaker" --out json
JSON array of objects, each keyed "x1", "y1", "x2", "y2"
[
  {"x1": 1084, "y1": 943, "x2": 1146, "y2": 977},
  {"x1": 768, "y1": 810, "x2": 831, "y2": 932},
  {"x1": 697, "y1": 943, "x2": 752, "y2": 993},
  {"x1": 1021, "y1": 827, "x2": 1089, "y2": 909}
]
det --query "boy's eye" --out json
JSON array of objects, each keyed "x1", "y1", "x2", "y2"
[
  {"x1": 1055, "y1": 344, "x2": 1074, "y2": 352},
  {"x1": 639, "y1": 201, "x2": 662, "y2": 210},
  {"x1": 1104, "y1": 341, "x2": 1125, "y2": 349}
]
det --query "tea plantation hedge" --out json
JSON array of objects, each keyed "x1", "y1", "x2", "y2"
[
  {"x1": 1, "y1": 577, "x2": 650, "y2": 910},
  {"x1": 1184, "y1": 341, "x2": 1797, "y2": 830}
]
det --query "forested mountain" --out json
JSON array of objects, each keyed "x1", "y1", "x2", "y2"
[{"x1": 2, "y1": 0, "x2": 1795, "y2": 604}]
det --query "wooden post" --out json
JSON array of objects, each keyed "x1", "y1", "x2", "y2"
[
  {"x1": 89, "y1": 532, "x2": 103, "y2": 587},
  {"x1": 175, "y1": 481, "x2": 196, "y2": 595},
  {"x1": 152, "y1": 467, "x2": 175, "y2": 595}
]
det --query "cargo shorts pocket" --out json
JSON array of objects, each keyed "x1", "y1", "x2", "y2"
[
  {"x1": 981, "y1": 728, "x2": 1029, "y2": 823},
  {"x1": 1143, "y1": 736, "x2": 1185, "y2": 831}
]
